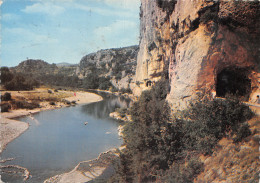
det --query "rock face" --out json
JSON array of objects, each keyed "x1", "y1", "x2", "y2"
[
  {"x1": 77, "y1": 45, "x2": 138, "y2": 89},
  {"x1": 135, "y1": 0, "x2": 260, "y2": 109}
]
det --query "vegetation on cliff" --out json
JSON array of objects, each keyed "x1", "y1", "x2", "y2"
[{"x1": 109, "y1": 80, "x2": 254, "y2": 183}]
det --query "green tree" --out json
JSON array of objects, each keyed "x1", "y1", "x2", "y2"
[{"x1": 0, "y1": 67, "x2": 14, "y2": 84}]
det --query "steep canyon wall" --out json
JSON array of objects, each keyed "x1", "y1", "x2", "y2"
[{"x1": 134, "y1": 0, "x2": 260, "y2": 109}]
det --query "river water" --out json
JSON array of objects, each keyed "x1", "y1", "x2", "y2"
[{"x1": 0, "y1": 92, "x2": 130, "y2": 183}]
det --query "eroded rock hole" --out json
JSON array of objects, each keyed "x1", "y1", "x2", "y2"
[{"x1": 216, "y1": 68, "x2": 251, "y2": 100}]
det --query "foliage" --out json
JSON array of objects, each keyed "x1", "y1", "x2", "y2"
[
  {"x1": 182, "y1": 97, "x2": 253, "y2": 154},
  {"x1": 36, "y1": 74, "x2": 80, "y2": 88},
  {"x1": 0, "y1": 67, "x2": 14, "y2": 84},
  {"x1": 4, "y1": 74, "x2": 40, "y2": 91},
  {"x1": 11, "y1": 100, "x2": 40, "y2": 109},
  {"x1": 156, "y1": 0, "x2": 177, "y2": 15},
  {"x1": 82, "y1": 73, "x2": 112, "y2": 90},
  {"x1": 1, "y1": 103, "x2": 11, "y2": 112},
  {"x1": 113, "y1": 79, "x2": 177, "y2": 182},
  {"x1": 199, "y1": 6, "x2": 218, "y2": 24},
  {"x1": 111, "y1": 86, "x2": 119, "y2": 92},
  {"x1": 112, "y1": 79, "x2": 254, "y2": 182},
  {"x1": 1, "y1": 67, "x2": 39, "y2": 91},
  {"x1": 49, "y1": 101, "x2": 56, "y2": 105},
  {"x1": 119, "y1": 87, "x2": 132, "y2": 94},
  {"x1": 1, "y1": 92, "x2": 12, "y2": 101},
  {"x1": 116, "y1": 108, "x2": 128, "y2": 118},
  {"x1": 160, "y1": 157, "x2": 204, "y2": 183}
]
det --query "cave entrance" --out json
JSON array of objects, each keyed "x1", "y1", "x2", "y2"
[{"x1": 216, "y1": 68, "x2": 251, "y2": 100}]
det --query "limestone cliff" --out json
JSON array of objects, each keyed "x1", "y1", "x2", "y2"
[
  {"x1": 134, "y1": 0, "x2": 260, "y2": 108},
  {"x1": 77, "y1": 45, "x2": 138, "y2": 89}
]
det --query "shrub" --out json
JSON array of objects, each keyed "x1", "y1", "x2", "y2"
[
  {"x1": 11, "y1": 100, "x2": 40, "y2": 109},
  {"x1": 156, "y1": 0, "x2": 177, "y2": 15},
  {"x1": 111, "y1": 87, "x2": 119, "y2": 93},
  {"x1": 115, "y1": 73, "x2": 122, "y2": 81},
  {"x1": 1, "y1": 103, "x2": 11, "y2": 112},
  {"x1": 112, "y1": 82, "x2": 254, "y2": 182},
  {"x1": 4, "y1": 74, "x2": 39, "y2": 91},
  {"x1": 1, "y1": 92, "x2": 12, "y2": 101},
  {"x1": 115, "y1": 81, "x2": 176, "y2": 182},
  {"x1": 98, "y1": 77, "x2": 112, "y2": 90},
  {"x1": 119, "y1": 88, "x2": 132, "y2": 94},
  {"x1": 83, "y1": 74, "x2": 112, "y2": 90},
  {"x1": 233, "y1": 123, "x2": 252, "y2": 142},
  {"x1": 199, "y1": 8, "x2": 218, "y2": 24},
  {"x1": 49, "y1": 101, "x2": 56, "y2": 105},
  {"x1": 180, "y1": 97, "x2": 253, "y2": 155},
  {"x1": 116, "y1": 108, "x2": 128, "y2": 118},
  {"x1": 0, "y1": 67, "x2": 14, "y2": 84},
  {"x1": 159, "y1": 157, "x2": 204, "y2": 183},
  {"x1": 63, "y1": 100, "x2": 71, "y2": 105}
]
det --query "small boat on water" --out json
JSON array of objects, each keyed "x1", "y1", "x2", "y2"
[{"x1": 84, "y1": 122, "x2": 88, "y2": 125}]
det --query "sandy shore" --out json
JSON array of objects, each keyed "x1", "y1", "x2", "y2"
[
  {"x1": 0, "y1": 118, "x2": 29, "y2": 154},
  {"x1": 44, "y1": 149, "x2": 119, "y2": 183},
  {"x1": 0, "y1": 90, "x2": 103, "y2": 155}
]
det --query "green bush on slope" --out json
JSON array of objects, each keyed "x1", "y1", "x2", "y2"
[{"x1": 110, "y1": 81, "x2": 253, "y2": 183}]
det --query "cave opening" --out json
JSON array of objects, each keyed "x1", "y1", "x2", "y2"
[{"x1": 216, "y1": 68, "x2": 251, "y2": 100}]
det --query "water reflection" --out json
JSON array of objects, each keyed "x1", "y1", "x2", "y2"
[{"x1": 82, "y1": 91, "x2": 132, "y2": 119}]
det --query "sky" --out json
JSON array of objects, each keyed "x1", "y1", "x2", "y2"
[{"x1": 0, "y1": 0, "x2": 140, "y2": 67}]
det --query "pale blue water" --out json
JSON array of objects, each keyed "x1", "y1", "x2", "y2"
[{"x1": 0, "y1": 92, "x2": 130, "y2": 183}]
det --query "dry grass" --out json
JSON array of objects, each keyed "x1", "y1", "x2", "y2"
[
  {"x1": 4, "y1": 87, "x2": 73, "y2": 103},
  {"x1": 195, "y1": 116, "x2": 260, "y2": 183}
]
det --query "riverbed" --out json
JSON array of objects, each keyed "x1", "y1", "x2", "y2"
[{"x1": 0, "y1": 92, "x2": 131, "y2": 182}]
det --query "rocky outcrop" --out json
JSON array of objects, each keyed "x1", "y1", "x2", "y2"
[
  {"x1": 12, "y1": 59, "x2": 77, "y2": 76},
  {"x1": 77, "y1": 46, "x2": 138, "y2": 89},
  {"x1": 12, "y1": 59, "x2": 58, "y2": 75},
  {"x1": 135, "y1": 0, "x2": 260, "y2": 109}
]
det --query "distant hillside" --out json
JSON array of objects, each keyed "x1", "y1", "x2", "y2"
[
  {"x1": 77, "y1": 45, "x2": 139, "y2": 89},
  {"x1": 10, "y1": 46, "x2": 138, "y2": 90},
  {"x1": 12, "y1": 59, "x2": 77, "y2": 76},
  {"x1": 12, "y1": 59, "x2": 57, "y2": 75}
]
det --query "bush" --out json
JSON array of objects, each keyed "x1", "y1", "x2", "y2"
[
  {"x1": 111, "y1": 86, "x2": 119, "y2": 93},
  {"x1": 161, "y1": 157, "x2": 204, "y2": 183},
  {"x1": 114, "y1": 81, "x2": 176, "y2": 182},
  {"x1": 1, "y1": 103, "x2": 11, "y2": 112},
  {"x1": 49, "y1": 101, "x2": 56, "y2": 105},
  {"x1": 233, "y1": 123, "x2": 252, "y2": 142},
  {"x1": 200, "y1": 8, "x2": 218, "y2": 24},
  {"x1": 119, "y1": 88, "x2": 132, "y2": 94},
  {"x1": 112, "y1": 82, "x2": 254, "y2": 182},
  {"x1": 1, "y1": 92, "x2": 12, "y2": 101},
  {"x1": 4, "y1": 74, "x2": 39, "y2": 91},
  {"x1": 83, "y1": 73, "x2": 112, "y2": 90},
  {"x1": 63, "y1": 100, "x2": 71, "y2": 105},
  {"x1": 11, "y1": 100, "x2": 40, "y2": 109},
  {"x1": 0, "y1": 67, "x2": 14, "y2": 84},
  {"x1": 116, "y1": 108, "x2": 128, "y2": 118}
]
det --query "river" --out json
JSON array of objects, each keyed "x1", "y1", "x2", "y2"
[{"x1": 0, "y1": 92, "x2": 131, "y2": 183}]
